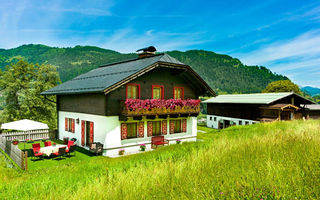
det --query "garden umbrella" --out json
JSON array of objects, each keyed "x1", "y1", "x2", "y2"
[
  {"x1": 1, "y1": 119, "x2": 49, "y2": 149},
  {"x1": 1, "y1": 119, "x2": 49, "y2": 131}
]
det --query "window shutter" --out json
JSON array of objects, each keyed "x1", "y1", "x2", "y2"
[
  {"x1": 182, "y1": 119, "x2": 187, "y2": 132},
  {"x1": 138, "y1": 122, "x2": 144, "y2": 138},
  {"x1": 147, "y1": 122, "x2": 153, "y2": 137},
  {"x1": 71, "y1": 119, "x2": 75, "y2": 133},
  {"x1": 65, "y1": 118, "x2": 68, "y2": 131},
  {"x1": 121, "y1": 124, "x2": 128, "y2": 140},
  {"x1": 81, "y1": 120, "x2": 85, "y2": 146},
  {"x1": 162, "y1": 120, "x2": 167, "y2": 135},
  {"x1": 170, "y1": 120, "x2": 175, "y2": 134},
  {"x1": 89, "y1": 122, "x2": 94, "y2": 144}
]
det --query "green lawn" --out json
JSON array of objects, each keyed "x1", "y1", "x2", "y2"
[{"x1": 0, "y1": 120, "x2": 320, "y2": 199}]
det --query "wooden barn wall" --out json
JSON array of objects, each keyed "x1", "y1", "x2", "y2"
[
  {"x1": 58, "y1": 93, "x2": 106, "y2": 116},
  {"x1": 307, "y1": 110, "x2": 320, "y2": 119},
  {"x1": 207, "y1": 103, "x2": 261, "y2": 120},
  {"x1": 105, "y1": 67, "x2": 199, "y2": 116}
]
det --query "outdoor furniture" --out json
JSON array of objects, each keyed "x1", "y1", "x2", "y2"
[
  {"x1": 44, "y1": 141, "x2": 52, "y2": 147},
  {"x1": 89, "y1": 142, "x2": 103, "y2": 155},
  {"x1": 67, "y1": 140, "x2": 74, "y2": 149},
  {"x1": 32, "y1": 143, "x2": 43, "y2": 160},
  {"x1": 66, "y1": 145, "x2": 76, "y2": 157},
  {"x1": 53, "y1": 147, "x2": 66, "y2": 160},
  {"x1": 151, "y1": 136, "x2": 169, "y2": 149},
  {"x1": 39, "y1": 144, "x2": 67, "y2": 157}
]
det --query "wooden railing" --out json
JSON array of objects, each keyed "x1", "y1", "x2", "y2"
[
  {"x1": 121, "y1": 101, "x2": 200, "y2": 117},
  {"x1": 1, "y1": 129, "x2": 56, "y2": 141},
  {"x1": 0, "y1": 137, "x2": 28, "y2": 170}
]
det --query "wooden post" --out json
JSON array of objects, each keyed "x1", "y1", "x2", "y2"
[
  {"x1": 278, "y1": 110, "x2": 281, "y2": 121},
  {"x1": 24, "y1": 151, "x2": 28, "y2": 171},
  {"x1": 21, "y1": 151, "x2": 24, "y2": 170}
]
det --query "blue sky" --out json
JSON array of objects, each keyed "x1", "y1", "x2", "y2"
[{"x1": 1, "y1": 0, "x2": 320, "y2": 88}]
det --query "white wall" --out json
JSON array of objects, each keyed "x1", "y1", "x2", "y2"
[
  {"x1": 206, "y1": 114, "x2": 259, "y2": 129},
  {"x1": 59, "y1": 111, "x2": 197, "y2": 157}
]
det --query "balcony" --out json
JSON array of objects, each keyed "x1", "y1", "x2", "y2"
[{"x1": 121, "y1": 99, "x2": 201, "y2": 117}]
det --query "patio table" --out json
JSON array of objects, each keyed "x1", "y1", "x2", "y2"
[{"x1": 39, "y1": 144, "x2": 67, "y2": 156}]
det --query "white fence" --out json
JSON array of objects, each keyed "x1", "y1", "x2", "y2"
[{"x1": 1, "y1": 129, "x2": 54, "y2": 141}]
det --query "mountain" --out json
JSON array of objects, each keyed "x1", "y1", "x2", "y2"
[
  {"x1": 301, "y1": 86, "x2": 320, "y2": 97},
  {"x1": 0, "y1": 44, "x2": 288, "y2": 94}
]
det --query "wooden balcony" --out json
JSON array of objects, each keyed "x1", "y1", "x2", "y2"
[{"x1": 121, "y1": 99, "x2": 200, "y2": 117}]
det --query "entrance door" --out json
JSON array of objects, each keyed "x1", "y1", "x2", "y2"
[
  {"x1": 224, "y1": 120, "x2": 230, "y2": 128},
  {"x1": 81, "y1": 120, "x2": 94, "y2": 146}
]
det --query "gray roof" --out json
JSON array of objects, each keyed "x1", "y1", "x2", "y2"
[
  {"x1": 202, "y1": 92, "x2": 310, "y2": 104},
  {"x1": 304, "y1": 104, "x2": 320, "y2": 110},
  {"x1": 42, "y1": 53, "x2": 185, "y2": 95}
]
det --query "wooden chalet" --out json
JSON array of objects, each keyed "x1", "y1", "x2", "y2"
[
  {"x1": 42, "y1": 46, "x2": 215, "y2": 156},
  {"x1": 203, "y1": 92, "x2": 315, "y2": 129}
]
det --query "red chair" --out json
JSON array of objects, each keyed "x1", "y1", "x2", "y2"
[
  {"x1": 44, "y1": 141, "x2": 52, "y2": 147},
  {"x1": 67, "y1": 140, "x2": 74, "y2": 149},
  {"x1": 53, "y1": 147, "x2": 66, "y2": 160},
  {"x1": 151, "y1": 136, "x2": 169, "y2": 149},
  {"x1": 32, "y1": 143, "x2": 43, "y2": 160},
  {"x1": 66, "y1": 145, "x2": 76, "y2": 157}
]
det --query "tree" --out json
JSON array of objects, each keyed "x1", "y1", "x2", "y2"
[
  {"x1": 0, "y1": 60, "x2": 60, "y2": 128},
  {"x1": 262, "y1": 80, "x2": 301, "y2": 94}
]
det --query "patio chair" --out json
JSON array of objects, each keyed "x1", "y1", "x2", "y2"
[
  {"x1": 44, "y1": 141, "x2": 52, "y2": 147},
  {"x1": 32, "y1": 143, "x2": 41, "y2": 150},
  {"x1": 66, "y1": 145, "x2": 76, "y2": 157},
  {"x1": 67, "y1": 140, "x2": 74, "y2": 149},
  {"x1": 31, "y1": 145, "x2": 43, "y2": 160},
  {"x1": 53, "y1": 147, "x2": 66, "y2": 160}
]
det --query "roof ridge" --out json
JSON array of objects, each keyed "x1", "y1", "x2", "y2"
[{"x1": 98, "y1": 53, "x2": 165, "y2": 68}]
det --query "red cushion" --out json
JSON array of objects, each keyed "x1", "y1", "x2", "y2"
[
  {"x1": 53, "y1": 152, "x2": 59, "y2": 156},
  {"x1": 65, "y1": 149, "x2": 69, "y2": 153},
  {"x1": 34, "y1": 153, "x2": 43, "y2": 157}
]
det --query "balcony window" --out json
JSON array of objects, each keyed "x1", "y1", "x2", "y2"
[
  {"x1": 126, "y1": 84, "x2": 140, "y2": 99},
  {"x1": 152, "y1": 85, "x2": 164, "y2": 99},
  {"x1": 174, "y1": 87, "x2": 184, "y2": 99}
]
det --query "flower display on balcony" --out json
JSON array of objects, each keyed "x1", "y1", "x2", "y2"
[{"x1": 124, "y1": 99, "x2": 201, "y2": 112}]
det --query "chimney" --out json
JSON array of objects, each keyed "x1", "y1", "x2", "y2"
[{"x1": 136, "y1": 46, "x2": 157, "y2": 58}]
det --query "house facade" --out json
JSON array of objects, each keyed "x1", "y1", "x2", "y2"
[
  {"x1": 42, "y1": 48, "x2": 215, "y2": 156},
  {"x1": 203, "y1": 92, "x2": 314, "y2": 129}
]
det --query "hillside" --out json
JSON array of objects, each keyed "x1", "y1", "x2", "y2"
[
  {"x1": 1, "y1": 120, "x2": 319, "y2": 199},
  {"x1": 0, "y1": 44, "x2": 288, "y2": 94},
  {"x1": 302, "y1": 86, "x2": 320, "y2": 97}
]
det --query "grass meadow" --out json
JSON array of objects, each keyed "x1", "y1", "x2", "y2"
[{"x1": 0, "y1": 120, "x2": 320, "y2": 199}]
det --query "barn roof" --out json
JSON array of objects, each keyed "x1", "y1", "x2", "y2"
[
  {"x1": 41, "y1": 53, "x2": 215, "y2": 96},
  {"x1": 202, "y1": 92, "x2": 314, "y2": 104}
]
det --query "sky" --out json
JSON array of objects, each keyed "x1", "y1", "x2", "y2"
[{"x1": 1, "y1": 0, "x2": 320, "y2": 88}]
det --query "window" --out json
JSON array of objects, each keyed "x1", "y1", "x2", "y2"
[
  {"x1": 239, "y1": 121, "x2": 242, "y2": 125},
  {"x1": 126, "y1": 123, "x2": 138, "y2": 139},
  {"x1": 210, "y1": 117, "x2": 212, "y2": 121},
  {"x1": 152, "y1": 121, "x2": 162, "y2": 136},
  {"x1": 170, "y1": 119, "x2": 182, "y2": 133},
  {"x1": 214, "y1": 117, "x2": 217, "y2": 121},
  {"x1": 245, "y1": 121, "x2": 249, "y2": 125},
  {"x1": 65, "y1": 118, "x2": 75, "y2": 133},
  {"x1": 126, "y1": 84, "x2": 140, "y2": 99},
  {"x1": 152, "y1": 85, "x2": 164, "y2": 99},
  {"x1": 173, "y1": 87, "x2": 184, "y2": 99}
]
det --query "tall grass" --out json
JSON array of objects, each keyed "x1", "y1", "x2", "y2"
[{"x1": 0, "y1": 120, "x2": 319, "y2": 199}]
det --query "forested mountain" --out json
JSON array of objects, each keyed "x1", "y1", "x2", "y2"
[
  {"x1": 301, "y1": 86, "x2": 320, "y2": 97},
  {"x1": 0, "y1": 44, "x2": 288, "y2": 94}
]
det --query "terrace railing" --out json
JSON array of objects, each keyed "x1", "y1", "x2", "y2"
[
  {"x1": 121, "y1": 99, "x2": 200, "y2": 117},
  {"x1": 1, "y1": 129, "x2": 56, "y2": 142}
]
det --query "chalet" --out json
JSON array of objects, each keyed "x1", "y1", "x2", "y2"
[
  {"x1": 42, "y1": 46, "x2": 215, "y2": 156},
  {"x1": 203, "y1": 92, "x2": 315, "y2": 129}
]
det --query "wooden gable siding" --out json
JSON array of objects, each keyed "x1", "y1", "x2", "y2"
[
  {"x1": 58, "y1": 93, "x2": 106, "y2": 116},
  {"x1": 207, "y1": 103, "x2": 261, "y2": 120},
  {"x1": 105, "y1": 67, "x2": 199, "y2": 116}
]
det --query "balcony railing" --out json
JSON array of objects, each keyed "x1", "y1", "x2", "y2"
[{"x1": 121, "y1": 99, "x2": 201, "y2": 117}]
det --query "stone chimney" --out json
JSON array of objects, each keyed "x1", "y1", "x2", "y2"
[{"x1": 136, "y1": 46, "x2": 157, "y2": 58}]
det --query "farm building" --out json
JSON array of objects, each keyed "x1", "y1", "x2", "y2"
[
  {"x1": 42, "y1": 47, "x2": 215, "y2": 156},
  {"x1": 203, "y1": 92, "x2": 315, "y2": 129},
  {"x1": 304, "y1": 104, "x2": 320, "y2": 120}
]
